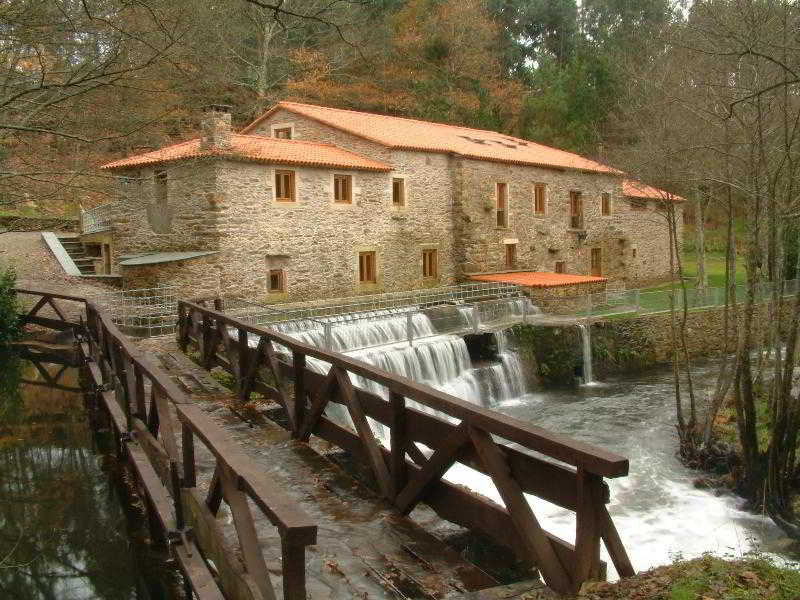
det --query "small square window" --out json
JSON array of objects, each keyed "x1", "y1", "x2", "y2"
[
  {"x1": 268, "y1": 269, "x2": 285, "y2": 293},
  {"x1": 273, "y1": 127, "x2": 292, "y2": 139},
  {"x1": 275, "y1": 170, "x2": 295, "y2": 202},
  {"x1": 359, "y1": 251, "x2": 376, "y2": 283},
  {"x1": 601, "y1": 192, "x2": 611, "y2": 216},
  {"x1": 554, "y1": 261, "x2": 565, "y2": 273},
  {"x1": 334, "y1": 174, "x2": 352, "y2": 203},
  {"x1": 392, "y1": 178, "x2": 405, "y2": 207},
  {"x1": 534, "y1": 184, "x2": 546, "y2": 215},
  {"x1": 422, "y1": 249, "x2": 438, "y2": 278}
]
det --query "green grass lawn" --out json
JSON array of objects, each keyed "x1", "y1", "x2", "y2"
[{"x1": 681, "y1": 251, "x2": 746, "y2": 287}]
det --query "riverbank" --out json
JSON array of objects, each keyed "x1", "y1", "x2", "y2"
[{"x1": 578, "y1": 553, "x2": 799, "y2": 599}]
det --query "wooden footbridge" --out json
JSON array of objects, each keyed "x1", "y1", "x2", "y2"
[{"x1": 16, "y1": 288, "x2": 635, "y2": 600}]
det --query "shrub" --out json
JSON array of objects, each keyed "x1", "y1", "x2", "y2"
[{"x1": 0, "y1": 267, "x2": 20, "y2": 343}]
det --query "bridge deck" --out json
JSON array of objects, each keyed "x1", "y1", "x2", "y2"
[{"x1": 151, "y1": 345, "x2": 553, "y2": 600}]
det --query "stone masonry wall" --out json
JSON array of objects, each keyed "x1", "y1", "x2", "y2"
[
  {"x1": 212, "y1": 155, "x2": 458, "y2": 302},
  {"x1": 457, "y1": 157, "x2": 682, "y2": 286},
  {"x1": 111, "y1": 160, "x2": 222, "y2": 259}
]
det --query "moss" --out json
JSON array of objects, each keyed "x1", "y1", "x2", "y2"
[
  {"x1": 590, "y1": 321, "x2": 658, "y2": 377},
  {"x1": 580, "y1": 554, "x2": 800, "y2": 599},
  {"x1": 513, "y1": 324, "x2": 581, "y2": 386}
]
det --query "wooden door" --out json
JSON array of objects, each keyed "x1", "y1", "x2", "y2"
[{"x1": 590, "y1": 247, "x2": 602, "y2": 276}]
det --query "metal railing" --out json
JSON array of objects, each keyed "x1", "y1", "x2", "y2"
[
  {"x1": 219, "y1": 285, "x2": 536, "y2": 353},
  {"x1": 81, "y1": 201, "x2": 120, "y2": 234},
  {"x1": 88, "y1": 285, "x2": 178, "y2": 336},
  {"x1": 580, "y1": 279, "x2": 799, "y2": 318}
]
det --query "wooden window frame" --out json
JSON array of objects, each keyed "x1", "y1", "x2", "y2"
[
  {"x1": 601, "y1": 192, "x2": 612, "y2": 216},
  {"x1": 554, "y1": 261, "x2": 566, "y2": 274},
  {"x1": 422, "y1": 248, "x2": 438, "y2": 279},
  {"x1": 268, "y1": 269, "x2": 286, "y2": 293},
  {"x1": 569, "y1": 190, "x2": 583, "y2": 229},
  {"x1": 333, "y1": 174, "x2": 352, "y2": 204},
  {"x1": 274, "y1": 169, "x2": 296, "y2": 202},
  {"x1": 392, "y1": 177, "x2": 406, "y2": 208},
  {"x1": 496, "y1": 182, "x2": 508, "y2": 228},
  {"x1": 505, "y1": 243, "x2": 517, "y2": 268},
  {"x1": 359, "y1": 251, "x2": 377, "y2": 284},
  {"x1": 533, "y1": 183, "x2": 546, "y2": 215}
]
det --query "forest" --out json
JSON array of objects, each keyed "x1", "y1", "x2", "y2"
[{"x1": 4, "y1": 0, "x2": 800, "y2": 545}]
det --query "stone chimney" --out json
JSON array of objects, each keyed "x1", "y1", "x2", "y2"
[{"x1": 200, "y1": 104, "x2": 233, "y2": 150}]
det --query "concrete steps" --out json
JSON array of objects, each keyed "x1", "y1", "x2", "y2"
[{"x1": 57, "y1": 235, "x2": 95, "y2": 275}]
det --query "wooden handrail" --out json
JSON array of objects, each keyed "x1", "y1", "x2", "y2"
[
  {"x1": 179, "y1": 300, "x2": 628, "y2": 478},
  {"x1": 179, "y1": 298, "x2": 636, "y2": 595},
  {"x1": 16, "y1": 288, "x2": 318, "y2": 600}
]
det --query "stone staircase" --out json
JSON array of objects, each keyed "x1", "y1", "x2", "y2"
[{"x1": 57, "y1": 235, "x2": 95, "y2": 275}]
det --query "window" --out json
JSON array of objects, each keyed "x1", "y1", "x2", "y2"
[
  {"x1": 505, "y1": 243, "x2": 517, "y2": 268},
  {"x1": 630, "y1": 199, "x2": 647, "y2": 210},
  {"x1": 334, "y1": 174, "x2": 352, "y2": 203},
  {"x1": 569, "y1": 191, "x2": 583, "y2": 229},
  {"x1": 392, "y1": 178, "x2": 405, "y2": 207},
  {"x1": 601, "y1": 192, "x2": 611, "y2": 216},
  {"x1": 534, "y1": 183, "x2": 546, "y2": 215},
  {"x1": 496, "y1": 183, "x2": 508, "y2": 228},
  {"x1": 590, "y1": 247, "x2": 602, "y2": 276},
  {"x1": 268, "y1": 269, "x2": 286, "y2": 293},
  {"x1": 359, "y1": 251, "x2": 376, "y2": 283},
  {"x1": 273, "y1": 127, "x2": 292, "y2": 139},
  {"x1": 632, "y1": 247, "x2": 638, "y2": 258},
  {"x1": 154, "y1": 170, "x2": 167, "y2": 203},
  {"x1": 422, "y1": 249, "x2": 438, "y2": 278},
  {"x1": 554, "y1": 261, "x2": 565, "y2": 273},
  {"x1": 275, "y1": 170, "x2": 295, "y2": 202}
]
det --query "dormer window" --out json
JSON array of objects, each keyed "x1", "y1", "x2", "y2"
[{"x1": 273, "y1": 127, "x2": 292, "y2": 139}]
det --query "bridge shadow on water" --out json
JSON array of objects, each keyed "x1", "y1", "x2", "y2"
[{"x1": 0, "y1": 340, "x2": 178, "y2": 600}]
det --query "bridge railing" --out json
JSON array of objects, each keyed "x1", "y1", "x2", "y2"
[
  {"x1": 16, "y1": 288, "x2": 318, "y2": 600},
  {"x1": 179, "y1": 299, "x2": 635, "y2": 595}
]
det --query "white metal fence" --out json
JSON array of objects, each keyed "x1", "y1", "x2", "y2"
[
  {"x1": 582, "y1": 279, "x2": 799, "y2": 318},
  {"x1": 81, "y1": 202, "x2": 120, "y2": 234},
  {"x1": 88, "y1": 285, "x2": 178, "y2": 336}
]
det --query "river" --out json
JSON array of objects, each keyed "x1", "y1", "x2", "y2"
[
  {"x1": 275, "y1": 307, "x2": 795, "y2": 577},
  {"x1": 444, "y1": 358, "x2": 792, "y2": 577},
  {"x1": 0, "y1": 348, "x2": 176, "y2": 600}
]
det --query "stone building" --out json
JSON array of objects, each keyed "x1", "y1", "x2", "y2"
[{"x1": 89, "y1": 102, "x2": 683, "y2": 301}]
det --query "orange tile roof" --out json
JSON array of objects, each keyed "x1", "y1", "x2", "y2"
[
  {"x1": 623, "y1": 179, "x2": 684, "y2": 202},
  {"x1": 100, "y1": 134, "x2": 392, "y2": 172},
  {"x1": 242, "y1": 101, "x2": 622, "y2": 175},
  {"x1": 470, "y1": 271, "x2": 608, "y2": 288}
]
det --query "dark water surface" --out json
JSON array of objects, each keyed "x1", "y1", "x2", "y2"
[{"x1": 0, "y1": 349, "x2": 176, "y2": 600}]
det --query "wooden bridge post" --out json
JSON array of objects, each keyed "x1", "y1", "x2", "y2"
[
  {"x1": 292, "y1": 351, "x2": 306, "y2": 439},
  {"x1": 389, "y1": 391, "x2": 408, "y2": 498},
  {"x1": 574, "y1": 467, "x2": 603, "y2": 588}
]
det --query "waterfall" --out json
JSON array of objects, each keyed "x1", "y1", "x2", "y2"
[
  {"x1": 576, "y1": 323, "x2": 595, "y2": 385},
  {"x1": 265, "y1": 303, "x2": 531, "y2": 407}
]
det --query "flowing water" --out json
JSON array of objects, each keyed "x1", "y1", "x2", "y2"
[
  {"x1": 448, "y1": 360, "x2": 793, "y2": 577},
  {"x1": 0, "y1": 347, "x2": 176, "y2": 599},
  {"x1": 271, "y1": 305, "x2": 794, "y2": 576}
]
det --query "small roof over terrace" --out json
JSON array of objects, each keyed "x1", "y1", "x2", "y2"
[{"x1": 470, "y1": 271, "x2": 608, "y2": 288}]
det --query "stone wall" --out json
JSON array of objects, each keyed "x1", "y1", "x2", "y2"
[
  {"x1": 515, "y1": 301, "x2": 782, "y2": 385},
  {"x1": 110, "y1": 160, "x2": 222, "y2": 258},
  {"x1": 456, "y1": 157, "x2": 682, "y2": 286},
  {"x1": 213, "y1": 155, "x2": 458, "y2": 302},
  {"x1": 121, "y1": 253, "x2": 222, "y2": 297}
]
